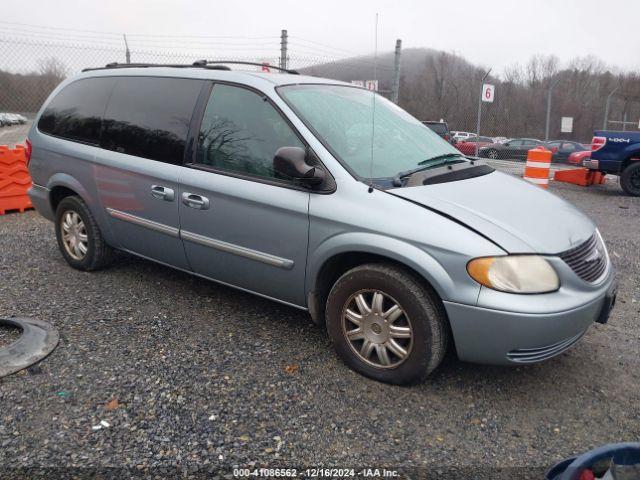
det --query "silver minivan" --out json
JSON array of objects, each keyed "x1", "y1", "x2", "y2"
[{"x1": 27, "y1": 62, "x2": 617, "y2": 384}]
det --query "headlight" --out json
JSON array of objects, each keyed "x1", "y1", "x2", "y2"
[{"x1": 467, "y1": 255, "x2": 559, "y2": 294}]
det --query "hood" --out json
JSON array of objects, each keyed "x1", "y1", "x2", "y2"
[{"x1": 389, "y1": 170, "x2": 594, "y2": 253}]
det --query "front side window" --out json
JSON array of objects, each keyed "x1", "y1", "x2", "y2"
[
  {"x1": 38, "y1": 77, "x2": 116, "y2": 145},
  {"x1": 101, "y1": 77, "x2": 203, "y2": 164},
  {"x1": 279, "y1": 85, "x2": 460, "y2": 179},
  {"x1": 195, "y1": 84, "x2": 304, "y2": 181}
]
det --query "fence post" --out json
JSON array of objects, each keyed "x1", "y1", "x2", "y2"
[
  {"x1": 544, "y1": 76, "x2": 560, "y2": 141},
  {"x1": 390, "y1": 39, "x2": 402, "y2": 104},
  {"x1": 475, "y1": 69, "x2": 491, "y2": 156},
  {"x1": 280, "y1": 30, "x2": 288, "y2": 70},
  {"x1": 603, "y1": 86, "x2": 619, "y2": 130},
  {"x1": 123, "y1": 34, "x2": 131, "y2": 64}
]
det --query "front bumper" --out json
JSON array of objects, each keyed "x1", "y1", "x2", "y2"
[{"x1": 443, "y1": 284, "x2": 615, "y2": 365}]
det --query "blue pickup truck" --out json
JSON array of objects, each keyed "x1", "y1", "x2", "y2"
[{"x1": 586, "y1": 130, "x2": 640, "y2": 196}]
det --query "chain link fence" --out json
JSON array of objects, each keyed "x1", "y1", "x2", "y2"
[{"x1": 2, "y1": 27, "x2": 637, "y2": 178}]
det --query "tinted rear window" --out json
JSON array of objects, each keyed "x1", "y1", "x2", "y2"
[
  {"x1": 101, "y1": 77, "x2": 203, "y2": 164},
  {"x1": 38, "y1": 77, "x2": 116, "y2": 145},
  {"x1": 425, "y1": 123, "x2": 447, "y2": 134}
]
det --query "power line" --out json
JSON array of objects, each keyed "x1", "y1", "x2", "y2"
[{"x1": 289, "y1": 36, "x2": 368, "y2": 57}]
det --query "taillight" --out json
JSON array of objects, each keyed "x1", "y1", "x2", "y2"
[
  {"x1": 25, "y1": 138, "x2": 32, "y2": 166},
  {"x1": 591, "y1": 136, "x2": 606, "y2": 152}
]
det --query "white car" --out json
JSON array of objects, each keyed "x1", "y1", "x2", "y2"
[{"x1": 452, "y1": 131, "x2": 473, "y2": 142}]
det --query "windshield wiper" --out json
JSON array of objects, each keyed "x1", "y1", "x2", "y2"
[
  {"x1": 392, "y1": 154, "x2": 466, "y2": 187},
  {"x1": 417, "y1": 153, "x2": 465, "y2": 165}
]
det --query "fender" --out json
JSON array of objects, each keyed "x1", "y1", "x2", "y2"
[
  {"x1": 46, "y1": 173, "x2": 119, "y2": 247},
  {"x1": 306, "y1": 231, "x2": 476, "y2": 305}
]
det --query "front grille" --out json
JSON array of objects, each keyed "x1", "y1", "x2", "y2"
[
  {"x1": 506, "y1": 329, "x2": 587, "y2": 363},
  {"x1": 559, "y1": 233, "x2": 608, "y2": 283}
]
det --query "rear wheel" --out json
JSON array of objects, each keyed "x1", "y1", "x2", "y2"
[
  {"x1": 486, "y1": 149, "x2": 499, "y2": 159},
  {"x1": 326, "y1": 263, "x2": 448, "y2": 385},
  {"x1": 620, "y1": 162, "x2": 640, "y2": 196},
  {"x1": 55, "y1": 196, "x2": 114, "y2": 271}
]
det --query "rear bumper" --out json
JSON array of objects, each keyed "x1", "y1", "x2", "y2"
[
  {"x1": 27, "y1": 183, "x2": 54, "y2": 221},
  {"x1": 443, "y1": 293, "x2": 609, "y2": 365}
]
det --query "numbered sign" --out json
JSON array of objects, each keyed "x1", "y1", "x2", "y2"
[
  {"x1": 561, "y1": 117, "x2": 573, "y2": 133},
  {"x1": 482, "y1": 84, "x2": 495, "y2": 103}
]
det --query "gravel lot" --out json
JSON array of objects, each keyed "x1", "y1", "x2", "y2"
[{"x1": 0, "y1": 181, "x2": 638, "y2": 478}]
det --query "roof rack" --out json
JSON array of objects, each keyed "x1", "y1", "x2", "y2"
[
  {"x1": 192, "y1": 60, "x2": 299, "y2": 75},
  {"x1": 82, "y1": 62, "x2": 232, "y2": 72},
  {"x1": 81, "y1": 61, "x2": 299, "y2": 75}
]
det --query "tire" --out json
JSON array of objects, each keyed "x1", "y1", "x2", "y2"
[
  {"x1": 487, "y1": 149, "x2": 499, "y2": 159},
  {"x1": 326, "y1": 263, "x2": 449, "y2": 385},
  {"x1": 620, "y1": 162, "x2": 640, "y2": 197},
  {"x1": 54, "y1": 196, "x2": 113, "y2": 271}
]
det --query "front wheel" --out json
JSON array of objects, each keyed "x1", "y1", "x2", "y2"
[
  {"x1": 326, "y1": 264, "x2": 449, "y2": 385},
  {"x1": 620, "y1": 162, "x2": 640, "y2": 196}
]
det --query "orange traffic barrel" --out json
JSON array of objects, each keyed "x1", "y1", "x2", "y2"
[{"x1": 523, "y1": 147, "x2": 552, "y2": 188}]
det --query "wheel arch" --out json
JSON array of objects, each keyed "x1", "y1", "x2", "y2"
[
  {"x1": 306, "y1": 234, "x2": 455, "y2": 326},
  {"x1": 46, "y1": 173, "x2": 117, "y2": 246},
  {"x1": 46, "y1": 173, "x2": 92, "y2": 212}
]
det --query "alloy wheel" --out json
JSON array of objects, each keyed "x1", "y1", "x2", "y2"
[
  {"x1": 60, "y1": 211, "x2": 88, "y2": 261},
  {"x1": 341, "y1": 289, "x2": 413, "y2": 369}
]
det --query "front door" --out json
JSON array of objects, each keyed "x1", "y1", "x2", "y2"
[
  {"x1": 95, "y1": 76, "x2": 204, "y2": 268},
  {"x1": 178, "y1": 83, "x2": 310, "y2": 306}
]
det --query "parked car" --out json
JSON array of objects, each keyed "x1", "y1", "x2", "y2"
[
  {"x1": 455, "y1": 136, "x2": 494, "y2": 156},
  {"x1": 568, "y1": 149, "x2": 591, "y2": 166},
  {"x1": 492, "y1": 136, "x2": 509, "y2": 144},
  {"x1": 451, "y1": 131, "x2": 473, "y2": 142},
  {"x1": 27, "y1": 64, "x2": 616, "y2": 385},
  {"x1": 479, "y1": 138, "x2": 545, "y2": 160},
  {"x1": 422, "y1": 120, "x2": 453, "y2": 143},
  {"x1": 546, "y1": 140, "x2": 589, "y2": 163},
  {"x1": 588, "y1": 130, "x2": 640, "y2": 196},
  {"x1": 0, "y1": 113, "x2": 15, "y2": 126},
  {"x1": 0, "y1": 112, "x2": 26, "y2": 125}
]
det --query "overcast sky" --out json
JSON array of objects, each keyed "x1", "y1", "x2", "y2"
[{"x1": 3, "y1": 0, "x2": 639, "y2": 75}]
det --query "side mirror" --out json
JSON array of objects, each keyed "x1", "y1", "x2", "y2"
[{"x1": 273, "y1": 147, "x2": 325, "y2": 187}]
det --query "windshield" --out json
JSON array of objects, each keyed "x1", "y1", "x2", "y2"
[{"x1": 278, "y1": 84, "x2": 461, "y2": 179}]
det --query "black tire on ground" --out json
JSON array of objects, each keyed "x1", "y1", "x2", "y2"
[
  {"x1": 54, "y1": 195, "x2": 114, "y2": 271},
  {"x1": 620, "y1": 162, "x2": 640, "y2": 197},
  {"x1": 325, "y1": 263, "x2": 449, "y2": 385},
  {"x1": 486, "y1": 149, "x2": 499, "y2": 159}
]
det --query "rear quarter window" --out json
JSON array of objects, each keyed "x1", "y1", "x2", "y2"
[
  {"x1": 38, "y1": 77, "x2": 116, "y2": 145},
  {"x1": 100, "y1": 77, "x2": 204, "y2": 165}
]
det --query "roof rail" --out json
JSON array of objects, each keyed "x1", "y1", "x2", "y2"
[
  {"x1": 81, "y1": 62, "x2": 232, "y2": 72},
  {"x1": 192, "y1": 60, "x2": 299, "y2": 75}
]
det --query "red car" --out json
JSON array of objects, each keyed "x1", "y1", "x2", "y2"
[
  {"x1": 568, "y1": 149, "x2": 591, "y2": 165},
  {"x1": 455, "y1": 136, "x2": 493, "y2": 156}
]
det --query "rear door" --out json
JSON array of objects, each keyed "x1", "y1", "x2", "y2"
[
  {"x1": 178, "y1": 82, "x2": 310, "y2": 306},
  {"x1": 96, "y1": 76, "x2": 204, "y2": 268}
]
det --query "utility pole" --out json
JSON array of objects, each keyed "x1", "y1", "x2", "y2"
[
  {"x1": 123, "y1": 34, "x2": 131, "y2": 64},
  {"x1": 603, "y1": 86, "x2": 619, "y2": 130},
  {"x1": 280, "y1": 30, "x2": 288, "y2": 71},
  {"x1": 475, "y1": 68, "x2": 491, "y2": 156},
  {"x1": 545, "y1": 76, "x2": 560, "y2": 141},
  {"x1": 390, "y1": 39, "x2": 402, "y2": 104}
]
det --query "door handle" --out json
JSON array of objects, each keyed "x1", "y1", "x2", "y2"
[
  {"x1": 151, "y1": 185, "x2": 175, "y2": 201},
  {"x1": 182, "y1": 192, "x2": 210, "y2": 210}
]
